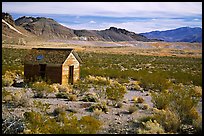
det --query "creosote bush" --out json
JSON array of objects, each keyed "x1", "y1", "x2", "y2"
[
  {"x1": 55, "y1": 92, "x2": 69, "y2": 99},
  {"x1": 2, "y1": 89, "x2": 30, "y2": 108},
  {"x1": 2, "y1": 70, "x2": 16, "y2": 87},
  {"x1": 73, "y1": 80, "x2": 89, "y2": 95},
  {"x1": 88, "y1": 102, "x2": 108, "y2": 113},
  {"x1": 86, "y1": 75, "x2": 110, "y2": 85},
  {"x1": 53, "y1": 106, "x2": 66, "y2": 116},
  {"x1": 106, "y1": 80, "x2": 127, "y2": 104},
  {"x1": 142, "y1": 104, "x2": 149, "y2": 110},
  {"x1": 137, "y1": 119, "x2": 166, "y2": 134},
  {"x1": 81, "y1": 93, "x2": 99, "y2": 102},
  {"x1": 68, "y1": 94, "x2": 77, "y2": 101},
  {"x1": 153, "y1": 108, "x2": 181, "y2": 133},
  {"x1": 23, "y1": 111, "x2": 102, "y2": 134},
  {"x1": 52, "y1": 83, "x2": 73, "y2": 93},
  {"x1": 31, "y1": 81, "x2": 55, "y2": 98},
  {"x1": 151, "y1": 84, "x2": 202, "y2": 133},
  {"x1": 137, "y1": 97, "x2": 145, "y2": 103},
  {"x1": 128, "y1": 81, "x2": 141, "y2": 90}
]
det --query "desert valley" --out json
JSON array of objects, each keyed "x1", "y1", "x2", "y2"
[{"x1": 2, "y1": 8, "x2": 202, "y2": 135}]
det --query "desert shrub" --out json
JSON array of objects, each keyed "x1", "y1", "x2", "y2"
[
  {"x1": 68, "y1": 94, "x2": 77, "y2": 101},
  {"x1": 73, "y1": 80, "x2": 89, "y2": 95},
  {"x1": 52, "y1": 83, "x2": 72, "y2": 93},
  {"x1": 2, "y1": 88, "x2": 12, "y2": 101},
  {"x1": 132, "y1": 96, "x2": 137, "y2": 102},
  {"x1": 137, "y1": 119, "x2": 166, "y2": 134},
  {"x1": 151, "y1": 89, "x2": 172, "y2": 110},
  {"x1": 33, "y1": 100, "x2": 51, "y2": 114},
  {"x1": 55, "y1": 92, "x2": 69, "y2": 99},
  {"x1": 78, "y1": 115, "x2": 102, "y2": 134},
  {"x1": 128, "y1": 81, "x2": 141, "y2": 90},
  {"x1": 31, "y1": 81, "x2": 55, "y2": 98},
  {"x1": 92, "y1": 108, "x2": 103, "y2": 119},
  {"x1": 2, "y1": 89, "x2": 30, "y2": 108},
  {"x1": 169, "y1": 84, "x2": 201, "y2": 124},
  {"x1": 12, "y1": 90, "x2": 30, "y2": 108},
  {"x1": 151, "y1": 84, "x2": 201, "y2": 133},
  {"x1": 153, "y1": 109, "x2": 181, "y2": 133},
  {"x1": 53, "y1": 107, "x2": 66, "y2": 116},
  {"x1": 86, "y1": 75, "x2": 110, "y2": 85},
  {"x1": 87, "y1": 102, "x2": 108, "y2": 113},
  {"x1": 23, "y1": 111, "x2": 102, "y2": 134},
  {"x1": 137, "y1": 97, "x2": 145, "y2": 103},
  {"x1": 192, "y1": 115, "x2": 202, "y2": 134},
  {"x1": 2, "y1": 70, "x2": 16, "y2": 87},
  {"x1": 128, "y1": 105, "x2": 138, "y2": 114},
  {"x1": 142, "y1": 104, "x2": 149, "y2": 110},
  {"x1": 138, "y1": 115, "x2": 155, "y2": 123},
  {"x1": 106, "y1": 80, "x2": 127, "y2": 104},
  {"x1": 81, "y1": 93, "x2": 99, "y2": 102},
  {"x1": 192, "y1": 86, "x2": 202, "y2": 97}
]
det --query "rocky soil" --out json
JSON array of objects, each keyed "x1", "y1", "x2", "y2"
[
  {"x1": 2, "y1": 83, "x2": 202, "y2": 134},
  {"x1": 2, "y1": 86, "x2": 156, "y2": 134}
]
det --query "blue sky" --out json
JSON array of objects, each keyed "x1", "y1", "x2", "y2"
[{"x1": 2, "y1": 2, "x2": 202, "y2": 33}]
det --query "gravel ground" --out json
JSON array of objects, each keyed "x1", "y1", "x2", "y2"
[{"x1": 2, "y1": 87, "x2": 202, "y2": 134}]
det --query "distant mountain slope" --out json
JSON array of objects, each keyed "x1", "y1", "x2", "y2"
[
  {"x1": 2, "y1": 12, "x2": 38, "y2": 44},
  {"x1": 15, "y1": 16, "x2": 151, "y2": 42},
  {"x1": 73, "y1": 30, "x2": 105, "y2": 41},
  {"x1": 15, "y1": 16, "x2": 77, "y2": 40},
  {"x1": 96, "y1": 27, "x2": 150, "y2": 42},
  {"x1": 140, "y1": 27, "x2": 202, "y2": 43}
]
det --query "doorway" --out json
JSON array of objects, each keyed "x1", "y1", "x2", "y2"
[
  {"x1": 39, "y1": 64, "x2": 46, "y2": 79},
  {"x1": 68, "y1": 66, "x2": 74, "y2": 84}
]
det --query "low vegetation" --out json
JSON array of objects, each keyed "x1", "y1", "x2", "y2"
[
  {"x1": 31, "y1": 81, "x2": 55, "y2": 98},
  {"x1": 2, "y1": 47, "x2": 202, "y2": 134}
]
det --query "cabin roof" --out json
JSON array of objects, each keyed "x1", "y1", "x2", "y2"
[{"x1": 24, "y1": 48, "x2": 82, "y2": 64}]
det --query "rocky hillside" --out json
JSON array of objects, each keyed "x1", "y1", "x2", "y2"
[
  {"x1": 96, "y1": 27, "x2": 151, "y2": 42},
  {"x1": 2, "y1": 12, "x2": 15, "y2": 26},
  {"x1": 14, "y1": 15, "x2": 151, "y2": 42},
  {"x1": 15, "y1": 16, "x2": 77, "y2": 40},
  {"x1": 2, "y1": 12, "x2": 38, "y2": 45},
  {"x1": 140, "y1": 27, "x2": 202, "y2": 43}
]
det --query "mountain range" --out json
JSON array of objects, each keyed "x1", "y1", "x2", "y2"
[
  {"x1": 2, "y1": 12, "x2": 202, "y2": 43},
  {"x1": 140, "y1": 27, "x2": 202, "y2": 43}
]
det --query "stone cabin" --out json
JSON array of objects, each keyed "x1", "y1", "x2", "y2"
[{"x1": 24, "y1": 48, "x2": 82, "y2": 85}]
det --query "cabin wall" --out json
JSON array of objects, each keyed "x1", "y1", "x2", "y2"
[
  {"x1": 45, "y1": 64, "x2": 62, "y2": 83},
  {"x1": 24, "y1": 63, "x2": 62, "y2": 84},
  {"x1": 62, "y1": 53, "x2": 80, "y2": 85},
  {"x1": 24, "y1": 64, "x2": 40, "y2": 82}
]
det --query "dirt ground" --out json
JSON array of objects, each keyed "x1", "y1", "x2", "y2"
[{"x1": 2, "y1": 86, "x2": 156, "y2": 134}]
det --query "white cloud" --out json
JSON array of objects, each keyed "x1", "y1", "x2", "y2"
[
  {"x1": 61, "y1": 18, "x2": 202, "y2": 33},
  {"x1": 2, "y1": 2, "x2": 202, "y2": 33},
  {"x1": 2, "y1": 2, "x2": 202, "y2": 18},
  {"x1": 89, "y1": 20, "x2": 96, "y2": 24}
]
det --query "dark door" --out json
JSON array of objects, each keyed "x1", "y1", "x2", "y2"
[
  {"x1": 39, "y1": 64, "x2": 46, "y2": 79},
  {"x1": 68, "y1": 66, "x2": 74, "y2": 84}
]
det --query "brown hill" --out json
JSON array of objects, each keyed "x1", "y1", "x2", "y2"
[
  {"x1": 15, "y1": 15, "x2": 152, "y2": 42},
  {"x1": 15, "y1": 16, "x2": 77, "y2": 40},
  {"x1": 96, "y1": 27, "x2": 150, "y2": 42},
  {"x1": 2, "y1": 12, "x2": 39, "y2": 45}
]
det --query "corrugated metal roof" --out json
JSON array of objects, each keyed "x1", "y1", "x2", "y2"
[{"x1": 24, "y1": 48, "x2": 82, "y2": 64}]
